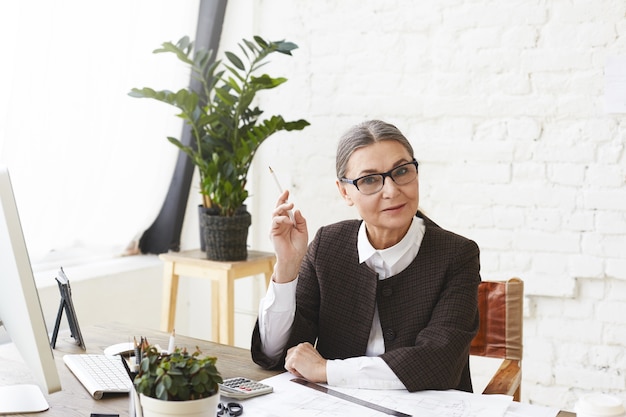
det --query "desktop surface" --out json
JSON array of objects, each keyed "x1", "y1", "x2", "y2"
[
  {"x1": 0, "y1": 322, "x2": 575, "y2": 417},
  {"x1": 0, "y1": 322, "x2": 280, "y2": 417}
]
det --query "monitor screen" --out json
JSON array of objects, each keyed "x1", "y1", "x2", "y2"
[{"x1": 0, "y1": 165, "x2": 62, "y2": 412}]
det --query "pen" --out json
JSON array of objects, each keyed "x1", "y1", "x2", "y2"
[
  {"x1": 167, "y1": 329, "x2": 175, "y2": 354},
  {"x1": 133, "y1": 336, "x2": 140, "y2": 367},
  {"x1": 269, "y1": 166, "x2": 295, "y2": 224}
]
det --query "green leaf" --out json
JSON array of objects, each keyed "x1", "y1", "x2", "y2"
[{"x1": 225, "y1": 51, "x2": 245, "y2": 71}]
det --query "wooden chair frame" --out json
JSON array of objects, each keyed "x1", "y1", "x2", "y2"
[{"x1": 470, "y1": 278, "x2": 524, "y2": 401}]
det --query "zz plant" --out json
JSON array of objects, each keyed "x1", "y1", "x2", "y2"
[
  {"x1": 133, "y1": 345, "x2": 222, "y2": 401},
  {"x1": 130, "y1": 35, "x2": 309, "y2": 217}
]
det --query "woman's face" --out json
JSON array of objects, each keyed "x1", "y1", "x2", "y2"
[{"x1": 336, "y1": 140, "x2": 419, "y2": 249}]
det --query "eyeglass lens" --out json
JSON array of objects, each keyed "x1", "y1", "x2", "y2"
[{"x1": 355, "y1": 161, "x2": 418, "y2": 195}]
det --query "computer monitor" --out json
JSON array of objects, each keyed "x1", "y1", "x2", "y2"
[{"x1": 0, "y1": 165, "x2": 62, "y2": 413}]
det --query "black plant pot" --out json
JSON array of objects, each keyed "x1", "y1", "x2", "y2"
[
  {"x1": 200, "y1": 206, "x2": 251, "y2": 261},
  {"x1": 198, "y1": 205, "x2": 219, "y2": 251}
]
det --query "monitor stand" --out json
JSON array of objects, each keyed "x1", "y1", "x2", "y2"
[{"x1": 0, "y1": 384, "x2": 49, "y2": 413}]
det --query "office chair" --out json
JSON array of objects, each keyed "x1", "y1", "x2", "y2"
[{"x1": 470, "y1": 278, "x2": 524, "y2": 401}]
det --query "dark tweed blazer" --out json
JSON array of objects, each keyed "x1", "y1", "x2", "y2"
[{"x1": 251, "y1": 213, "x2": 481, "y2": 392}]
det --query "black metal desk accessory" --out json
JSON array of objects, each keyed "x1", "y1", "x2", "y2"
[{"x1": 50, "y1": 267, "x2": 85, "y2": 350}]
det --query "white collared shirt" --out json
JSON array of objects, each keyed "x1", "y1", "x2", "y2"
[{"x1": 258, "y1": 216, "x2": 425, "y2": 389}]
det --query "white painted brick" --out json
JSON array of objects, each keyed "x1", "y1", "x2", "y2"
[
  {"x1": 447, "y1": 206, "x2": 494, "y2": 228},
  {"x1": 526, "y1": 385, "x2": 572, "y2": 410},
  {"x1": 507, "y1": 118, "x2": 542, "y2": 141},
  {"x1": 444, "y1": 3, "x2": 548, "y2": 28},
  {"x1": 513, "y1": 230, "x2": 580, "y2": 253},
  {"x1": 562, "y1": 211, "x2": 595, "y2": 232},
  {"x1": 524, "y1": 359, "x2": 555, "y2": 386},
  {"x1": 492, "y1": 206, "x2": 526, "y2": 228},
  {"x1": 449, "y1": 162, "x2": 511, "y2": 184},
  {"x1": 458, "y1": 27, "x2": 502, "y2": 49},
  {"x1": 548, "y1": 163, "x2": 586, "y2": 186},
  {"x1": 473, "y1": 119, "x2": 507, "y2": 142},
  {"x1": 521, "y1": 49, "x2": 593, "y2": 72},
  {"x1": 556, "y1": 366, "x2": 626, "y2": 391},
  {"x1": 607, "y1": 279, "x2": 626, "y2": 300},
  {"x1": 471, "y1": 228, "x2": 513, "y2": 251},
  {"x1": 568, "y1": 255, "x2": 605, "y2": 279},
  {"x1": 525, "y1": 273, "x2": 577, "y2": 297},
  {"x1": 576, "y1": 279, "x2": 607, "y2": 300},
  {"x1": 596, "y1": 301, "x2": 626, "y2": 325},
  {"x1": 532, "y1": 253, "x2": 569, "y2": 274},
  {"x1": 589, "y1": 345, "x2": 626, "y2": 370},
  {"x1": 598, "y1": 140, "x2": 625, "y2": 164},
  {"x1": 496, "y1": 251, "x2": 532, "y2": 274},
  {"x1": 526, "y1": 209, "x2": 564, "y2": 232},
  {"x1": 525, "y1": 337, "x2": 554, "y2": 360},
  {"x1": 534, "y1": 297, "x2": 594, "y2": 319},
  {"x1": 606, "y1": 258, "x2": 626, "y2": 280},
  {"x1": 512, "y1": 162, "x2": 547, "y2": 182},
  {"x1": 596, "y1": 212, "x2": 626, "y2": 234},
  {"x1": 555, "y1": 342, "x2": 592, "y2": 364},
  {"x1": 586, "y1": 164, "x2": 625, "y2": 188},
  {"x1": 534, "y1": 141, "x2": 598, "y2": 164},
  {"x1": 552, "y1": 1, "x2": 626, "y2": 23},
  {"x1": 583, "y1": 190, "x2": 626, "y2": 211},
  {"x1": 541, "y1": 23, "x2": 617, "y2": 48},
  {"x1": 582, "y1": 233, "x2": 626, "y2": 258},
  {"x1": 486, "y1": 184, "x2": 578, "y2": 209},
  {"x1": 605, "y1": 323, "x2": 626, "y2": 345},
  {"x1": 502, "y1": 26, "x2": 539, "y2": 48}
]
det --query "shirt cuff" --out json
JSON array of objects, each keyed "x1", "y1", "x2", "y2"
[
  {"x1": 326, "y1": 357, "x2": 407, "y2": 390},
  {"x1": 264, "y1": 277, "x2": 298, "y2": 313}
]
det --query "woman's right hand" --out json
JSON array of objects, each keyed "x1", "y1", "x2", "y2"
[{"x1": 270, "y1": 190, "x2": 308, "y2": 283}]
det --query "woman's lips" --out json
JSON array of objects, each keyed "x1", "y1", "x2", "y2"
[{"x1": 383, "y1": 203, "x2": 405, "y2": 212}]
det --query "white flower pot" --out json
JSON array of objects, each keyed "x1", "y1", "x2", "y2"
[{"x1": 139, "y1": 393, "x2": 220, "y2": 417}]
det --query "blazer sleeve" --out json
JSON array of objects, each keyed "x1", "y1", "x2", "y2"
[
  {"x1": 380, "y1": 237, "x2": 481, "y2": 392},
  {"x1": 250, "y1": 231, "x2": 322, "y2": 370}
]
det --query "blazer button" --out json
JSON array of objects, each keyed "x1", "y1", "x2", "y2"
[
  {"x1": 384, "y1": 328, "x2": 396, "y2": 341},
  {"x1": 382, "y1": 286, "x2": 393, "y2": 297}
]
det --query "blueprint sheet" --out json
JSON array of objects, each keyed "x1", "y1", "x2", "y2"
[{"x1": 230, "y1": 372, "x2": 560, "y2": 417}]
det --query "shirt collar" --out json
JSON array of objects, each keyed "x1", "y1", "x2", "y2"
[{"x1": 358, "y1": 216, "x2": 424, "y2": 269}]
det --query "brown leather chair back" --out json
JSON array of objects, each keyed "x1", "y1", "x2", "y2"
[{"x1": 470, "y1": 278, "x2": 524, "y2": 400}]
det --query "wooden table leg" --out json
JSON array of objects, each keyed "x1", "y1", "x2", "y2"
[
  {"x1": 217, "y1": 270, "x2": 235, "y2": 345},
  {"x1": 160, "y1": 261, "x2": 179, "y2": 333},
  {"x1": 210, "y1": 279, "x2": 219, "y2": 343}
]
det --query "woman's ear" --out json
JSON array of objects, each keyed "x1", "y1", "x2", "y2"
[{"x1": 335, "y1": 179, "x2": 354, "y2": 206}]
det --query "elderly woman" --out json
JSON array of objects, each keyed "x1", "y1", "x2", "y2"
[{"x1": 251, "y1": 120, "x2": 481, "y2": 392}]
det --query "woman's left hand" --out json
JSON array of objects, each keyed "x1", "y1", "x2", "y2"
[{"x1": 284, "y1": 342, "x2": 327, "y2": 383}]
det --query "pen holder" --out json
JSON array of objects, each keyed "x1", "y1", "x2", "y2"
[{"x1": 129, "y1": 384, "x2": 143, "y2": 417}]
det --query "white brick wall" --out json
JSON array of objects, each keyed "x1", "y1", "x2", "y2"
[{"x1": 219, "y1": 0, "x2": 626, "y2": 410}]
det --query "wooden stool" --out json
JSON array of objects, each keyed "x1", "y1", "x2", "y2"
[{"x1": 159, "y1": 249, "x2": 275, "y2": 345}]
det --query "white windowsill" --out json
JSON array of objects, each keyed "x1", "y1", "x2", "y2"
[{"x1": 32, "y1": 249, "x2": 162, "y2": 289}]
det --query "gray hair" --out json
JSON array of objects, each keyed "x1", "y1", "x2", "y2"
[{"x1": 336, "y1": 120, "x2": 415, "y2": 178}]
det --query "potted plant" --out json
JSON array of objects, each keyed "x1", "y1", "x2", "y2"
[
  {"x1": 130, "y1": 35, "x2": 309, "y2": 261},
  {"x1": 133, "y1": 345, "x2": 222, "y2": 417}
]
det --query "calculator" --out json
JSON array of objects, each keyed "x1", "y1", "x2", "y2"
[{"x1": 219, "y1": 377, "x2": 273, "y2": 399}]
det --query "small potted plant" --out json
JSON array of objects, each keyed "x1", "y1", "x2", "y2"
[
  {"x1": 133, "y1": 345, "x2": 222, "y2": 417},
  {"x1": 130, "y1": 35, "x2": 309, "y2": 261}
]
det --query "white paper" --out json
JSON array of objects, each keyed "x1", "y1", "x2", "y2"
[
  {"x1": 505, "y1": 401, "x2": 560, "y2": 417},
  {"x1": 237, "y1": 372, "x2": 513, "y2": 417}
]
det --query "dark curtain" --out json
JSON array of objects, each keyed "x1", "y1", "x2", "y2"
[{"x1": 139, "y1": 0, "x2": 228, "y2": 254}]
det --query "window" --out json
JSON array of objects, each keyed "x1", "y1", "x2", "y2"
[{"x1": 0, "y1": 0, "x2": 200, "y2": 264}]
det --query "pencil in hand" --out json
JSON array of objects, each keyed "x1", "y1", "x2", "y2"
[{"x1": 269, "y1": 166, "x2": 295, "y2": 224}]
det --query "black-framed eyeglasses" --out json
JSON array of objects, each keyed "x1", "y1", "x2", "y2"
[{"x1": 339, "y1": 159, "x2": 419, "y2": 195}]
